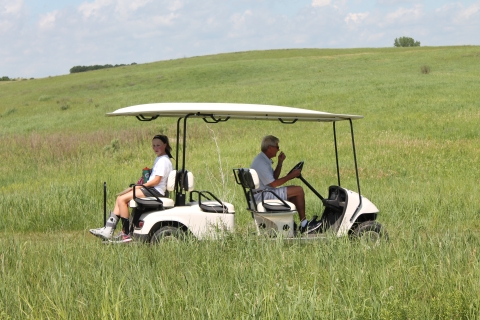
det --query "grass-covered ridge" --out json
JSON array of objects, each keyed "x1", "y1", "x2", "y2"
[{"x1": 1, "y1": 46, "x2": 479, "y2": 318}]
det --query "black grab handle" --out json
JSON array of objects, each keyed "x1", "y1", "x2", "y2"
[{"x1": 103, "y1": 182, "x2": 107, "y2": 226}]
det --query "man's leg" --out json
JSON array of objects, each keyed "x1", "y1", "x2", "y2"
[
  {"x1": 286, "y1": 186, "x2": 306, "y2": 221},
  {"x1": 286, "y1": 186, "x2": 322, "y2": 234}
]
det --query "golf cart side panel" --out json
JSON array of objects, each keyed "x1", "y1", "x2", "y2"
[
  {"x1": 336, "y1": 189, "x2": 379, "y2": 236},
  {"x1": 186, "y1": 204, "x2": 235, "y2": 239},
  {"x1": 134, "y1": 206, "x2": 235, "y2": 240}
]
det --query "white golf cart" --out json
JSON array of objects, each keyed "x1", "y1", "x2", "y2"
[{"x1": 103, "y1": 103, "x2": 386, "y2": 243}]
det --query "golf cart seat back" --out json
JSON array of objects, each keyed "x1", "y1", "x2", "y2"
[
  {"x1": 233, "y1": 168, "x2": 296, "y2": 237},
  {"x1": 168, "y1": 169, "x2": 230, "y2": 213},
  {"x1": 167, "y1": 170, "x2": 194, "y2": 192},
  {"x1": 233, "y1": 168, "x2": 296, "y2": 212},
  {"x1": 129, "y1": 171, "x2": 180, "y2": 210}
]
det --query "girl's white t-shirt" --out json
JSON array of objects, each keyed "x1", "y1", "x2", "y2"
[{"x1": 148, "y1": 155, "x2": 173, "y2": 195}]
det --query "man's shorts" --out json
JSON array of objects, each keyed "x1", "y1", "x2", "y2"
[
  {"x1": 254, "y1": 186, "x2": 288, "y2": 202},
  {"x1": 140, "y1": 187, "x2": 164, "y2": 198}
]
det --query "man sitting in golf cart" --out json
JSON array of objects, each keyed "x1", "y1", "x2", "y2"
[{"x1": 250, "y1": 135, "x2": 322, "y2": 234}]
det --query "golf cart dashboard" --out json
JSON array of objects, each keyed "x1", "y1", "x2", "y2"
[
  {"x1": 319, "y1": 186, "x2": 348, "y2": 228},
  {"x1": 328, "y1": 187, "x2": 345, "y2": 202},
  {"x1": 324, "y1": 186, "x2": 347, "y2": 211}
]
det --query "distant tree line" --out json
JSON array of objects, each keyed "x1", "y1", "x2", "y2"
[
  {"x1": 1, "y1": 77, "x2": 34, "y2": 81},
  {"x1": 69, "y1": 63, "x2": 137, "y2": 74},
  {"x1": 394, "y1": 37, "x2": 420, "y2": 47}
]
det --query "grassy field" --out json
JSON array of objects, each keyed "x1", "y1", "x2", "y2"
[{"x1": 1, "y1": 46, "x2": 479, "y2": 318}]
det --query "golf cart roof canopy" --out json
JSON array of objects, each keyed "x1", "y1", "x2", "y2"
[{"x1": 106, "y1": 103, "x2": 363, "y2": 122}]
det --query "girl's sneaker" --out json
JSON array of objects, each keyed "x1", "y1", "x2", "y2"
[
  {"x1": 89, "y1": 213, "x2": 119, "y2": 240},
  {"x1": 109, "y1": 232, "x2": 133, "y2": 243}
]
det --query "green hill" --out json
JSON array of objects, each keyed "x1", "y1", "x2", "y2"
[
  {"x1": 1, "y1": 46, "x2": 479, "y2": 318},
  {"x1": 2, "y1": 47, "x2": 478, "y2": 134}
]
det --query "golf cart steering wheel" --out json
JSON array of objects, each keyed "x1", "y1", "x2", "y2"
[{"x1": 287, "y1": 160, "x2": 304, "y2": 176}]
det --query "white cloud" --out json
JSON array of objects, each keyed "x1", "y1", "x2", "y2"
[
  {"x1": 345, "y1": 12, "x2": 369, "y2": 25},
  {"x1": 381, "y1": 4, "x2": 423, "y2": 26},
  {"x1": 312, "y1": 0, "x2": 331, "y2": 8},
  {"x1": 114, "y1": 0, "x2": 153, "y2": 17},
  {"x1": 168, "y1": 0, "x2": 183, "y2": 12},
  {"x1": 77, "y1": 0, "x2": 182, "y2": 22},
  {"x1": 293, "y1": 34, "x2": 308, "y2": 44},
  {"x1": 367, "y1": 32, "x2": 385, "y2": 42},
  {"x1": 130, "y1": 0, "x2": 152, "y2": 11},
  {"x1": 78, "y1": 0, "x2": 114, "y2": 19},
  {"x1": 458, "y1": 3, "x2": 480, "y2": 20},
  {"x1": 0, "y1": 0, "x2": 26, "y2": 35},
  {"x1": 377, "y1": 0, "x2": 419, "y2": 5},
  {"x1": 435, "y1": 2, "x2": 480, "y2": 24},
  {"x1": 230, "y1": 10, "x2": 253, "y2": 30},
  {"x1": 1, "y1": 0, "x2": 24, "y2": 14},
  {"x1": 152, "y1": 12, "x2": 178, "y2": 26},
  {"x1": 38, "y1": 10, "x2": 58, "y2": 29}
]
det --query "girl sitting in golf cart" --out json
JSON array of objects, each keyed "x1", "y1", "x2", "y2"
[{"x1": 89, "y1": 134, "x2": 173, "y2": 243}]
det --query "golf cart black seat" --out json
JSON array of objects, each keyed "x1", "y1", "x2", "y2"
[
  {"x1": 233, "y1": 168, "x2": 296, "y2": 213},
  {"x1": 130, "y1": 187, "x2": 169, "y2": 211},
  {"x1": 172, "y1": 169, "x2": 230, "y2": 213},
  {"x1": 233, "y1": 168, "x2": 296, "y2": 237},
  {"x1": 132, "y1": 195, "x2": 165, "y2": 211},
  {"x1": 129, "y1": 170, "x2": 178, "y2": 211},
  {"x1": 189, "y1": 190, "x2": 231, "y2": 213}
]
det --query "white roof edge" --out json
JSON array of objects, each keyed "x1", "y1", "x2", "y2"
[{"x1": 106, "y1": 103, "x2": 363, "y2": 121}]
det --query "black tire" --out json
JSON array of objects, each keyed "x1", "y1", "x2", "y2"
[
  {"x1": 353, "y1": 221, "x2": 388, "y2": 242},
  {"x1": 150, "y1": 226, "x2": 185, "y2": 244}
]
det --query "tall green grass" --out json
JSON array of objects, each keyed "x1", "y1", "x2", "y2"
[
  {"x1": 1, "y1": 232, "x2": 478, "y2": 318},
  {"x1": 1, "y1": 46, "x2": 479, "y2": 318}
]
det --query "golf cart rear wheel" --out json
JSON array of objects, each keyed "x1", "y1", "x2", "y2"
[
  {"x1": 353, "y1": 221, "x2": 388, "y2": 242},
  {"x1": 150, "y1": 226, "x2": 185, "y2": 244}
]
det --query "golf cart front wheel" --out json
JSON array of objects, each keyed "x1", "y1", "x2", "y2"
[
  {"x1": 353, "y1": 221, "x2": 388, "y2": 242},
  {"x1": 150, "y1": 226, "x2": 185, "y2": 244}
]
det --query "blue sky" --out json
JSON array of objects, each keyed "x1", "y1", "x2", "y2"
[{"x1": 2, "y1": 0, "x2": 479, "y2": 78}]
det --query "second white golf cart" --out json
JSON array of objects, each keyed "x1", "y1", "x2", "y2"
[{"x1": 105, "y1": 103, "x2": 386, "y2": 243}]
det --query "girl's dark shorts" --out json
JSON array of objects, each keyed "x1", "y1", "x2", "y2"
[{"x1": 140, "y1": 187, "x2": 164, "y2": 197}]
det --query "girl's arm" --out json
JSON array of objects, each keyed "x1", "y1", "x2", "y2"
[{"x1": 142, "y1": 175, "x2": 161, "y2": 188}]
